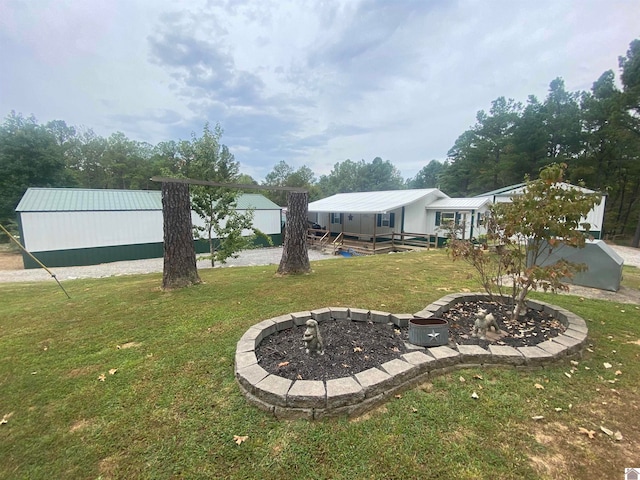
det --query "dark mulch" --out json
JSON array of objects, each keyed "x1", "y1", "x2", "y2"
[{"x1": 255, "y1": 301, "x2": 566, "y2": 381}]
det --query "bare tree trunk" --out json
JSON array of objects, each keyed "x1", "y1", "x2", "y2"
[
  {"x1": 161, "y1": 182, "x2": 201, "y2": 289},
  {"x1": 277, "y1": 191, "x2": 311, "y2": 275}
]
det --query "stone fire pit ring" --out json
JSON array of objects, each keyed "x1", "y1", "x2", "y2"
[{"x1": 235, "y1": 293, "x2": 588, "y2": 420}]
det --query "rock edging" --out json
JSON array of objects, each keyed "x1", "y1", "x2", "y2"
[{"x1": 234, "y1": 293, "x2": 588, "y2": 420}]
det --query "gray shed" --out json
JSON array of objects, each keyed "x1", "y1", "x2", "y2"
[{"x1": 529, "y1": 240, "x2": 624, "y2": 292}]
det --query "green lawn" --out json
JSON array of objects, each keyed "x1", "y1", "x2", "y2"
[{"x1": 1, "y1": 250, "x2": 638, "y2": 479}]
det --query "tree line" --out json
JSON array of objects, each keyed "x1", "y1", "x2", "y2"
[{"x1": 1, "y1": 39, "x2": 639, "y2": 245}]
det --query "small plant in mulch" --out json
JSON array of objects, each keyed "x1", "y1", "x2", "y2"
[{"x1": 447, "y1": 163, "x2": 602, "y2": 320}]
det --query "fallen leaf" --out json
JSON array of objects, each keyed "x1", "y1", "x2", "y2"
[
  {"x1": 534, "y1": 383, "x2": 545, "y2": 390},
  {"x1": 531, "y1": 415, "x2": 545, "y2": 421},
  {"x1": 108, "y1": 368, "x2": 118, "y2": 375},
  {"x1": 459, "y1": 376, "x2": 466, "y2": 383},
  {"x1": 1, "y1": 412, "x2": 14, "y2": 425},
  {"x1": 614, "y1": 431, "x2": 623, "y2": 441},
  {"x1": 615, "y1": 370, "x2": 622, "y2": 376},
  {"x1": 603, "y1": 362, "x2": 612, "y2": 369},
  {"x1": 473, "y1": 374, "x2": 483, "y2": 380},
  {"x1": 233, "y1": 435, "x2": 248, "y2": 445},
  {"x1": 395, "y1": 394, "x2": 402, "y2": 399},
  {"x1": 353, "y1": 346, "x2": 363, "y2": 352},
  {"x1": 471, "y1": 391, "x2": 479, "y2": 399},
  {"x1": 579, "y1": 427, "x2": 596, "y2": 439},
  {"x1": 296, "y1": 374, "x2": 303, "y2": 380},
  {"x1": 600, "y1": 426, "x2": 613, "y2": 436},
  {"x1": 411, "y1": 407, "x2": 418, "y2": 413},
  {"x1": 564, "y1": 372, "x2": 572, "y2": 378},
  {"x1": 277, "y1": 361, "x2": 290, "y2": 367},
  {"x1": 98, "y1": 374, "x2": 106, "y2": 382},
  {"x1": 554, "y1": 407, "x2": 563, "y2": 412},
  {"x1": 570, "y1": 360, "x2": 579, "y2": 366}
]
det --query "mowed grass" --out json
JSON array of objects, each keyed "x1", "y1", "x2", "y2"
[{"x1": 1, "y1": 250, "x2": 639, "y2": 479}]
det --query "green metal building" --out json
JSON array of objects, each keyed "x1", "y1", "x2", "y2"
[{"x1": 15, "y1": 188, "x2": 283, "y2": 268}]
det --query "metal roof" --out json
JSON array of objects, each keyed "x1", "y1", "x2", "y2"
[
  {"x1": 16, "y1": 188, "x2": 280, "y2": 212},
  {"x1": 476, "y1": 182, "x2": 597, "y2": 197},
  {"x1": 308, "y1": 189, "x2": 444, "y2": 214},
  {"x1": 427, "y1": 197, "x2": 491, "y2": 210}
]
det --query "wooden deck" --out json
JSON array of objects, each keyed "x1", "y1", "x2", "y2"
[{"x1": 307, "y1": 230, "x2": 441, "y2": 256}]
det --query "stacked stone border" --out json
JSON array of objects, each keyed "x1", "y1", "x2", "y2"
[{"x1": 235, "y1": 293, "x2": 588, "y2": 420}]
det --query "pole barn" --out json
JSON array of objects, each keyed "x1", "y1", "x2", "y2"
[{"x1": 15, "y1": 187, "x2": 283, "y2": 268}]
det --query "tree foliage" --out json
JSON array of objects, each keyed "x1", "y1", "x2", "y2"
[
  {"x1": 448, "y1": 164, "x2": 602, "y2": 320},
  {"x1": 0, "y1": 112, "x2": 71, "y2": 230},
  {"x1": 182, "y1": 123, "x2": 260, "y2": 267},
  {"x1": 317, "y1": 157, "x2": 404, "y2": 196}
]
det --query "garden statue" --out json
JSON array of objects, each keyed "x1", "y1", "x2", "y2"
[
  {"x1": 472, "y1": 308, "x2": 501, "y2": 340},
  {"x1": 302, "y1": 319, "x2": 324, "y2": 355}
]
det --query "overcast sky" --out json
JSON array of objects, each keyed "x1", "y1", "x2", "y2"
[{"x1": 1, "y1": 1, "x2": 638, "y2": 182}]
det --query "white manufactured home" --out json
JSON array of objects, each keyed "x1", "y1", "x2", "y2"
[
  {"x1": 307, "y1": 189, "x2": 493, "y2": 252},
  {"x1": 476, "y1": 182, "x2": 606, "y2": 239},
  {"x1": 15, "y1": 188, "x2": 282, "y2": 268}
]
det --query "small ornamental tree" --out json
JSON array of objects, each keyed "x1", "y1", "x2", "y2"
[{"x1": 448, "y1": 163, "x2": 601, "y2": 320}]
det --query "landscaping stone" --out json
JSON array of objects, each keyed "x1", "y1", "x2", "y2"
[
  {"x1": 369, "y1": 310, "x2": 391, "y2": 323},
  {"x1": 311, "y1": 307, "x2": 331, "y2": 323},
  {"x1": 354, "y1": 367, "x2": 394, "y2": 398},
  {"x1": 391, "y1": 313, "x2": 413, "y2": 328},
  {"x1": 517, "y1": 346, "x2": 554, "y2": 366},
  {"x1": 329, "y1": 307, "x2": 350, "y2": 320},
  {"x1": 426, "y1": 345, "x2": 460, "y2": 367},
  {"x1": 235, "y1": 293, "x2": 588, "y2": 420},
  {"x1": 456, "y1": 344, "x2": 492, "y2": 363},
  {"x1": 487, "y1": 345, "x2": 524, "y2": 365},
  {"x1": 349, "y1": 308, "x2": 369, "y2": 322},
  {"x1": 326, "y1": 377, "x2": 365, "y2": 408},
  {"x1": 255, "y1": 375, "x2": 292, "y2": 406},
  {"x1": 287, "y1": 380, "x2": 326, "y2": 408},
  {"x1": 271, "y1": 314, "x2": 294, "y2": 331},
  {"x1": 290, "y1": 311, "x2": 312, "y2": 326},
  {"x1": 380, "y1": 358, "x2": 415, "y2": 382}
]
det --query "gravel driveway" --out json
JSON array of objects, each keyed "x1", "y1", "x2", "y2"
[{"x1": 0, "y1": 247, "x2": 339, "y2": 283}]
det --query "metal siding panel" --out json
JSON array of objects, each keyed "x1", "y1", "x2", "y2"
[{"x1": 21, "y1": 211, "x2": 164, "y2": 251}]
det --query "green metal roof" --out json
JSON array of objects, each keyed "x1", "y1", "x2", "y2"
[
  {"x1": 474, "y1": 183, "x2": 526, "y2": 197},
  {"x1": 16, "y1": 188, "x2": 281, "y2": 212}
]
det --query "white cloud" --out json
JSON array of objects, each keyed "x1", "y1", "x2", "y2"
[{"x1": 1, "y1": 0, "x2": 638, "y2": 181}]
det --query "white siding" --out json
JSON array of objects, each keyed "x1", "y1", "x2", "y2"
[
  {"x1": 21, "y1": 211, "x2": 163, "y2": 251},
  {"x1": 192, "y1": 210, "x2": 281, "y2": 236},
  {"x1": 22, "y1": 209, "x2": 281, "y2": 252}
]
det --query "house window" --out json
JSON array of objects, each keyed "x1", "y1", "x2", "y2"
[
  {"x1": 331, "y1": 213, "x2": 343, "y2": 224},
  {"x1": 477, "y1": 212, "x2": 485, "y2": 226},
  {"x1": 376, "y1": 213, "x2": 395, "y2": 228},
  {"x1": 436, "y1": 212, "x2": 458, "y2": 227}
]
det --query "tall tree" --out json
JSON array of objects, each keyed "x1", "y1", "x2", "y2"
[
  {"x1": 0, "y1": 112, "x2": 70, "y2": 231},
  {"x1": 277, "y1": 191, "x2": 311, "y2": 275},
  {"x1": 263, "y1": 161, "x2": 317, "y2": 205},
  {"x1": 317, "y1": 157, "x2": 404, "y2": 197},
  {"x1": 161, "y1": 181, "x2": 201, "y2": 289},
  {"x1": 406, "y1": 160, "x2": 446, "y2": 189},
  {"x1": 619, "y1": 39, "x2": 640, "y2": 247}
]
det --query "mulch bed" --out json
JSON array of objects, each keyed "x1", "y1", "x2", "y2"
[{"x1": 255, "y1": 301, "x2": 565, "y2": 381}]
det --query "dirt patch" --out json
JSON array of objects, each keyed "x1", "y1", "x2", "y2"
[
  {"x1": 0, "y1": 251, "x2": 22, "y2": 270},
  {"x1": 526, "y1": 392, "x2": 640, "y2": 478}
]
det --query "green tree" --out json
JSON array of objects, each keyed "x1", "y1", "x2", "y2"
[
  {"x1": 618, "y1": 39, "x2": 640, "y2": 247},
  {"x1": 406, "y1": 160, "x2": 446, "y2": 189},
  {"x1": 262, "y1": 161, "x2": 317, "y2": 205},
  {"x1": 0, "y1": 112, "x2": 70, "y2": 232},
  {"x1": 183, "y1": 123, "x2": 260, "y2": 266},
  {"x1": 317, "y1": 157, "x2": 404, "y2": 196}
]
